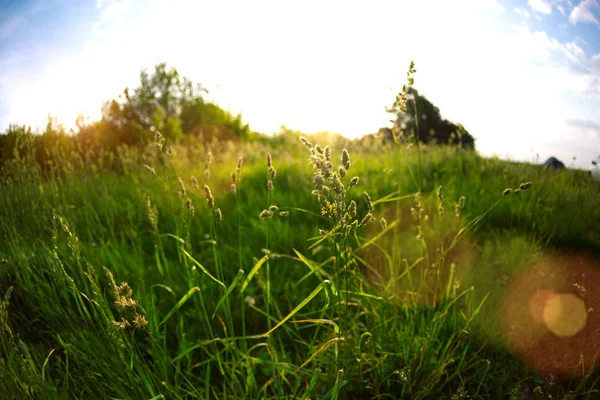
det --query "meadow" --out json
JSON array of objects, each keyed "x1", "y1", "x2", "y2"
[{"x1": 1, "y1": 131, "x2": 600, "y2": 399}]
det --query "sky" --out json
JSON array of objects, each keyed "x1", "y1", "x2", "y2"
[{"x1": 0, "y1": 0, "x2": 599, "y2": 169}]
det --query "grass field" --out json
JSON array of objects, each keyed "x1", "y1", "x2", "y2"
[{"x1": 1, "y1": 133, "x2": 600, "y2": 399}]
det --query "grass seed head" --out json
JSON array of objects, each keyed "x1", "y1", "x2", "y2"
[
  {"x1": 186, "y1": 198, "x2": 195, "y2": 216},
  {"x1": 191, "y1": 175, "x2": 198, "y2": 188},
  {"x1": 339, "y1": 166, "x2": 347, "y2": 178},
  {"x1": 437, "y1": 186, "x2": 444, "y2": 204},
  {"x1": 267, "y1": 152, "x2": 272, "y2": 168},
  {"x1": 519, "y1": 182, "x2": 533, "y2": 190},
  {"x1": 231, "y1": 173, "x2": 236, "y2": 184},
  {"x1": 113, "y1": 318, "x2": 131, "y2": 330},
  {"x1": 231, "y1": 183, "x2": 237, "y2": 194},
  {"x1": 214, "y1": 208, "x2": 222, "y2": 221},
  {"x1": 342, "y1": 149, "x2": 351, "y2": 170},
  {"x1": 143, "y1": 164, "x2": 156, "y2": 175},
  {"x1": 279, "y1": 211, "x2": 289, "y2": 217},
  {"x1": 269, "y1": 205, "x2": 278, "y2": 212},
  {"x1": 360, "y1": 212, "x2": 374, "y2": 227},
  {"x1": 348, "y1": 177, "x2": 359, "y2": 189},
  {"x1": 364, "y1": 192, "x2": 373, "y2": 212},
  {"x1": 178, "y1": 177, "x2": 186, "y2": 198},
  {"x1": 380, "y1": 217, "x2": 388, "y2": 229},
  {"x1": 455, "y1": 196, "x2": 466, "y2": 217},
  {"x1": 300, "y1": 137, "x2": 313, "y2": 148},
  {"x1": 117, "y1": 282, "x2": 133, "y2": 298},
  {"x1": 267, "y1": 180, "x2": 273, "y2": 191},
  {"x1": 324, "y1": 146, "x2": 331, "y2": 160},
  {"x1": 132, "y1": 314, "x2": 148, "y2": 329},
  {"x1": 313, "y1": 173, "x2": 324, "y2": 189},
  {"x1": 348, "y1": 200, "x2": 357, "y2": 218},
  {"x1": 269, "y1": 166, "x2": 276, "y2": 180},
  {"x1": 503, "y1": 188, "x2": 512, "y2": 197},
  {"x1": 259, "y1": 209, "x2": 272, "y2": 219},
  {"x1": 205, "y1": 151, "x2": 212, "y2": 169},
  {"x1": 204, "y1": 185, "x2": 214, "y2": 209},
  {"x1": 236, "y1": 157, "x2": 243, "y2": 173}
]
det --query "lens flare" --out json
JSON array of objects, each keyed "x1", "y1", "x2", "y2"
[
  {"x1": 543, "y1": 293, "x2": 587, "y2": 338},
  {"x1": 501, "y1": 251, "x2": 600, "y2": 378}
]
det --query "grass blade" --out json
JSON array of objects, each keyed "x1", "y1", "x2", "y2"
[
  {"x1": 182, "y1": 249, "x2": 225, "y2": 288},
  {"x1": 261, "y1": 281, "x2": 327, "y2": 337},
  {"x1": 240, "y1": 255, "x2": 268, "y2": 293},
  {"x1": 159, "y1": 287, "x2": 200, "y2": 327},
  {"x1": 212, "y1": 269, "x2": 245, "y2": 319}
]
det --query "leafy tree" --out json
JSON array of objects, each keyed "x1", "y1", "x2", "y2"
[
  {"x1": 100, "y1": 62, "x2": 251, "y2": 147},
  {"x1": 385, "y1": 86, "x2": 475, "y2": 149}
]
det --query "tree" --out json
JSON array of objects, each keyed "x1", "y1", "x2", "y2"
[
  {"x1": 385, "y1": 87, "x2": 475, "y2": 149},
  {"x1": 100, "y1": 62, "x2": 251, "y2": 147}
]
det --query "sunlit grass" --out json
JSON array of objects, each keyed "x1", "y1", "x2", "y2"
[{"x1": 0, "y1": 131, "x2": 599, "y2": 399}]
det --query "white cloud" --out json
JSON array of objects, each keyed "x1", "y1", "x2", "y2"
[
  {"x1": 529, "y1": 0, "x2": 553, "y2": 13},
  {"x1": 558, "y1": 4, "x2": 566, "y2": 14},
  {"x1": 569, "y1": 0, "x2": 600, "y2": 25},
  {"x1": 515, "y1": 7, "x2": 531, "y2": 18}
]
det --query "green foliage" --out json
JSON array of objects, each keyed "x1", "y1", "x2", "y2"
[
  {"x1": 383, "y1": 86, "x2": 476, "y2": 149},
  {"x1": 0, "y1": 63, "x2": 254, "y2": 172},
  {"x1": 0, "y1": 136, "x2": 599, "y2": 399},
  {"x1": 99, "y1": 62, "x2": 252, "y2": 147}
]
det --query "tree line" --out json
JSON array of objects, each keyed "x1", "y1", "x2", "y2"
[{"x1": 0, "y1": 63, "x2": 475, "y2": 175}]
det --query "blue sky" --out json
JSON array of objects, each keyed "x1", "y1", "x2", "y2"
[{"x1": 0, "y1": 0, "x2": 599, "y2": 168}]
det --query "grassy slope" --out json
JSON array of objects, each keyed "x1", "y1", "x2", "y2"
[{"x1": 1, "y1": 137, "x2": 599, "y2": 399}]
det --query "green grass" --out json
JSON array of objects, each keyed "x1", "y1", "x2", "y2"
[{"x1": 1, "y1": 136, "x2": 599, "y2": 399}]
